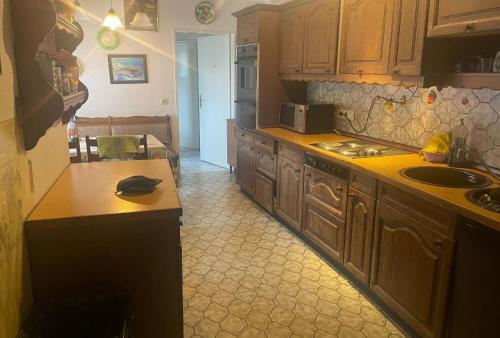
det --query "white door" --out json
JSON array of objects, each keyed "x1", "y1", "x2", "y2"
[
  {"x1": 197, "y1": 34, "x2": 231, "y2": 168},
  {"x1": 176, "y1": 40, "x2": 200, "y2": 150}
]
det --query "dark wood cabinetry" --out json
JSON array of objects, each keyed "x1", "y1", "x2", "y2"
[
  {"x1": 427, "y1": 0, "x2": 500, "y2": 37},
  {"x1": 339, "y1": 0, "x2": 396, "y2": 76},
  {"x1": 371, "y1": 202, "x2": 454, "y2": 338},
  {"x1": 303, "y1": 201, "x2": 345, "y2": 263},
  {"x1": 303, "y1": 0, "x2": 340, "y2": 74},
  {"x1": 254, "y1": 171, "x2": 275, "y2": 213},
  {"x1": 344, "y1": 188, "x2": 375, "y2": 284},
  {"x1": 279, "y1": 5, "x2": 307, "y2": 74},
  {"x1": 276, "y1": 156, "x2": 304, "y2": 231},
  {"x1": 391, "y1": 0, "x2": 429, "y2": 76},
  {"x1": 236, "y1": 128, "x2": 255, "y2": 195},
  {"x1": 12, "y1": 0, "x2": 88, "y2": 150},
  {"x1": 303, "y1": 166, "x2": 347, "y2": 220}
]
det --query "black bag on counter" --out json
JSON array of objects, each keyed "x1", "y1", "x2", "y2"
[{"x1": 116, "y1": 176, "x2": 162, "y2": 195}]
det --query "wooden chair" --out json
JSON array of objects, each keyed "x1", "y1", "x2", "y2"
[
  {"x1": 68, "y1": 139, "x2": 82, "y2": 163},
  {"x1": 85, "y1": 135, "x2": 148, "y2": 162}
]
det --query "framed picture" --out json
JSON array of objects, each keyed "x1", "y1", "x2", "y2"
[
  {"x1": 124, "y1": 0, "x2": 158, "y2": 31},
  {"x1": 493, "y1": 51, "x2": 500, "y2": 73},
  {"x1": 107, "y1": 54, "x2": 148, "y2": 84}
]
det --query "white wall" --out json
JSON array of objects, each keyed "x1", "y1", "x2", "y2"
[
  {"x1": 176, "y1": 39, "x2": 199, "y2": 149},
  {"x1": 75, "y1": 0, "x2": 285, "y2": 151}
]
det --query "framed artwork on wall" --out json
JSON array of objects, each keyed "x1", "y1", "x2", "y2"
[
  {"x1": 124, "y1": 0, "x2": 158, "y2": 31},
  {"x1": 107, "y1": 54, "x2": 149, "y2": 84}
]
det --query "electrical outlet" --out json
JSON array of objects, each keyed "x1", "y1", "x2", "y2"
[
  {"x1": 337, "y1": 109, "x2": 354, "y2": 119},
  {"x1": 161, "y1": 98, "x2": 168, "y2": 105}
]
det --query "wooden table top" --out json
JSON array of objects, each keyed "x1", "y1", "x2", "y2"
[
  {"x1": 27, "y1": 159, "x2": 181, "y2": 223},
  {"x1": 257, "y1": 128, "x2": 500, "y2": 232}
]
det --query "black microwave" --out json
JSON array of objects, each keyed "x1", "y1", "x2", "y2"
[{"x1": 279, "y1": 103, "x2": 335, "y2": 134}]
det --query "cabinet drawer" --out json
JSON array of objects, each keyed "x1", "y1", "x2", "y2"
[
  {"x1": 278, "y1": 142, "x2": 304, "y2": 164},
  {"x1": 237, "y1": 127, "x2": 254, "y2": 144},
  {"x1": 237, "y1": 12, "x2": 259, "y2": 44},
  {"x1": 350, "y1": 170, "x2": 377, "y2": 197},
  {"x1": 378, "y1": 182, "x2": 457, "y2": 238},
  {"x1": 304, "y1": 165, "x2": 348, "y2": 220},
  {"x1": 303, "y1": 201, "x2": 345, "y2": 264},
  {"x1": 255, "y1": 134, "x2": 276, "y2": 154},
  {"x1": 255, "y1": 148, "x2": 277, "y2": 180},
  {"x1": 254, "y1": 171, "x2": 274, "y2": 213}
]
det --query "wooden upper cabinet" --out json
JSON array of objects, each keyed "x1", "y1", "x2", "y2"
[
  {"x1": 339, "y1": 0, "x2": 396, "y2": 76},
  {"x1": 279, "y1": 5, "x2": 307, "y2": 74},
  {"x1": 303, "y1": 0, "x2": 341, "y2": 74},
  {"x1": 427, "y1": 0, "x2": 500, "y2": 37},
  {"x1": 371, "y1": 202, "x2": 454, "y2": 338},
  {"x1": 237, "y1": 12, "x2": 260, "y2": 45},
  {"x1": 391, "y1": 0, "x2": 429, "y2": 76}
]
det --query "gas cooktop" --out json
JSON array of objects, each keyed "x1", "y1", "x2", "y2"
[{"x1": 311, "y1": 140, "x2": 411, "y2": 158}]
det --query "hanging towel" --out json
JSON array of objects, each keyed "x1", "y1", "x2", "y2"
[{"x1": 96, "y1": 135, "x2": 140, "y2": 159}]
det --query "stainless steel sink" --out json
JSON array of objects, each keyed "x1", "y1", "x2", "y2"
[
  {"x1": 466, "y1": 188, "x2": 500, "y2": 213},
  {"x1": 400, "y1": 166, "x2": 491, "y2": 188}
]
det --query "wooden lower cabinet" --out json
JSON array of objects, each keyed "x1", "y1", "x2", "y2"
[
  {"x1": 344, "y1": 188, "x2": 375, "y2": 284},
  {"x1": 276, "y1": 156, "x2": 304, "y2": 231},
  {"x1": 370, "y1": 202, "x2": 454, "y2": 338},
  {"x1": 254, "y1": 171, "x2": 274, "y2": 213},
  {"x1": 255, "y1": 148, "x2": 277, "y2": 180},
  {"x1": 303, "y1": 201, "x2": 345, "y2": 264},
  {"x1": 237, "y1": 139, "x2": 255, "y2": 195}
]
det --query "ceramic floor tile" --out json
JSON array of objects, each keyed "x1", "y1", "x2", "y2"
[{"x1": 179, "y1": 155, "x2": 405, "y2": 337}]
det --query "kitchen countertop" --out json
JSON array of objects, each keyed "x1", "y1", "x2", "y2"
[{"x1": 257, "y1": 128, "x2": 500, "y2": 232}]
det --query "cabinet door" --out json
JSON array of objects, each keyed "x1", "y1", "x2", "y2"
[
  {"x1": 276, "y1": 156, "x2": 304, "y2": 231},
  {"x1": 303, "y1": 0, "x2": 340, "y2": 74},
  {"x1": 344, "y1": 188, "x2": 375, "y2": 284},
  {"x1": 237, "y1": 12, "x2": 259, "y2": 45},
  {"x1": 391, "y1": 0, "x2": 429, "y2": 76},
  {"x1": 370, "y1": 202, "x2": 454, "y2": 338},
  {"x1": 304, "y1": 166, "x2": 347, "y2": 220},
  {"x1": 339, "y1": 0, "x2": 396, "y2": 75},
  {"x1": 303, "y1": 201, "x2": 345, "y2": 264},
  {"x1": 428, "y1": 0, "x2": 500, "y2": 37},
  {"x1": 254, "y1": 171, "x2": 274, "y2": 213},
  {"x1": 237, "y1": 139, "x2": 255, "y2": 195},
  {"x1": 279, "y1": 5, "x2": 306, "y2": 74},
  {"x1": 255, "y1": 148, "x2": 277, "y2": 180}
]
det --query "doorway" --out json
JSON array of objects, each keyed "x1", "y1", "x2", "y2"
[{"x1": 175, "y1": 32, "x2": 234, "y2": 169}]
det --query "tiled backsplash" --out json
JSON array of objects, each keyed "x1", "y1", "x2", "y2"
[{"x1": 308, "y1": 82, "x2": 500, "y2": 169}]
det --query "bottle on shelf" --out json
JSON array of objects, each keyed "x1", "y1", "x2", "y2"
[{"x1": 448, "y1": 118, "x2": 469, "y2": 167}]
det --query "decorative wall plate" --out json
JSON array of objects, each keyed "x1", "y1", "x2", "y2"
[
  {"x1": 195, "y1": 1, "x2": 215, "y2": 25},
  {"x1": 97, "y1": 27, "x2": 120, "y2": 50}
]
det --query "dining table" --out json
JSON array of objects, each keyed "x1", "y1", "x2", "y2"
[{"x1": 69, "y1": 134, "x2": 168, "y2": 161}]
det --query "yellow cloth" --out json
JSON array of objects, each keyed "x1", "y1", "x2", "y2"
[
  {"x1": 96, "y1": 135, "x2": 140, "y2": 159},
  {"x1": 420, "y1": 133, "x2": 451, "y2": 155}
]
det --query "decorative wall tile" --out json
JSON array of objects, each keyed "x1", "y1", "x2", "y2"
[{"x1": 308, "y1": 82, "x2": 500, "y2": 169}]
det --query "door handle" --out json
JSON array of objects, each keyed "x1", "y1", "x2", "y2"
[{"x1": 199, "y1": 95, "x2": 205, "y2": 109}]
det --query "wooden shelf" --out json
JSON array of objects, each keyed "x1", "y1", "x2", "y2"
[
  {"x1": 63, "y1": 91, "x2": 86, "y2": 111},
  {"x1": 56, "y1": 14, "x2": 82, "y2": 38},
  {"x1": 438, "y1": 73, "x2": 500, "y2": 90}
]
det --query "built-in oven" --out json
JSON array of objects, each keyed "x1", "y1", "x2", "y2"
[{"x1": 236, "y1": 44, "x2": 258, "y2": 129}]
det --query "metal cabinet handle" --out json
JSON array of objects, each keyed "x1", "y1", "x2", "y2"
[
  {"x1": 325, "y1": 69, "x2": 331, "y2": 73},
  {"x1": 348, "y1": 192, "x2": 355, "y2": 197},
  {"x1": 358, "y1": 69, "x2": 363, "y2": 76},
  {"x1": 295, "y1": 68, "x2": 301, "y2": 73},
  {"x1": 393, "y1": 68, "x2": 399, "y2": 74},
  {"x1": 305, "y1": 173, "x2": 312, "y2": 177},
  {"x1": 337, "y1": 185, "x2": 343, "y2": 192},
  {"x1": 434, "y1": 239, "x2": 443, "y2": 247}
]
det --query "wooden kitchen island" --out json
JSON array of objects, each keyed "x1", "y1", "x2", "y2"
[{"x1": 25, "y1": 160, "x2": 183, "y2": 338}]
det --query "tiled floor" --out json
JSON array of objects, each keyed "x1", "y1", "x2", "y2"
[{"x1": 179, "y1": 152, "x2": 405, "y2": 338}]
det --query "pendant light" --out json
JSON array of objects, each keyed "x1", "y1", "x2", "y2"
[
  {"x1": 102, "y1": 0, "x2": 123, "y2": 30},
  {"x1": 130, "y1": 9, "x2": 154, "y2": 29}
]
